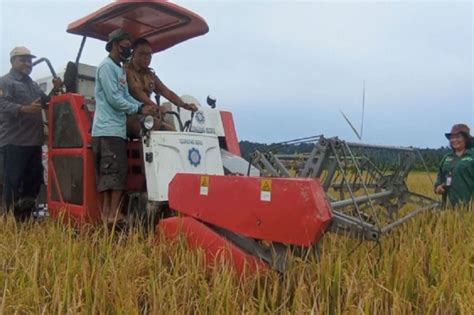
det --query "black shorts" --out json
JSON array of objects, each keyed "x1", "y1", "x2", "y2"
[{"x1": 92, "y1": 136, "x2": 128, "y2": 192}]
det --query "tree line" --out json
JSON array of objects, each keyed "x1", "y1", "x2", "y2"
[{"x1": 239, "y1": 140, "x2": 451, "y2": 172}]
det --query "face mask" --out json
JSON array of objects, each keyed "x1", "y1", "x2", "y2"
[{"x1": 119, "y1": 46, "x2": 132, "y2": 59}]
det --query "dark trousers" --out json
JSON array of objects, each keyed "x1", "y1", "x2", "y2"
[{"x1": 2, "y1": 145, "x2": 43, "y2": 214}]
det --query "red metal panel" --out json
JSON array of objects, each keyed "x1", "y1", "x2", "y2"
[
  {"x1": 48, "y1": 93, "x2": 147, "y2": 223},
  {"x1": 48, "y1": 201, "x2": 96, "y2": 222},
  {"x1": 169, "y1": 174, "x2": 333, "y2": 247},
  {"x1": 67, "y1": 0, "x2": 209, "y2": 53},
  {"x1": 48, "y1": 93, "x2": 100, "y2": 223},
  {"x1": 126, "y1": 140, "x2": 146, "y2": 191},
  {"x1": 220, "y1": 111, "x2": 241, "y2": 156},
  {"x1": 159, "y1": 216, "x2": 267, "y2": 274}
]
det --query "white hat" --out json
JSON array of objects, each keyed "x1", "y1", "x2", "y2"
[{"x1": 10, "y1": 46, "x2": 36, "y2": 58}]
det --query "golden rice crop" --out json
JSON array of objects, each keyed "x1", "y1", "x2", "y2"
[{"x1": 0, "y1": 173, "x2": 473, "y2": 314}]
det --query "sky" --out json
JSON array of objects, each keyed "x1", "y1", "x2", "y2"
[{"x1": 0, "y1": 0, "x2": 472, "y2": 148}]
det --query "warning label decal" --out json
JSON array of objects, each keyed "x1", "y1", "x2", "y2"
[
  {"x1": 200, "y1": 175, "x2": 209, "y2": 195},
  {"x1": 260, "y1": 178, "x2": 272, "y2": 202}
]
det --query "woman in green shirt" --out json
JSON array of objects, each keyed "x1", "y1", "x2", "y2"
[{"x1": 434, "y1": 124, "x2": 474, "y2": 209}]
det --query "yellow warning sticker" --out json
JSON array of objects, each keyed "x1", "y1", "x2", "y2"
[
  {"x1": 200, "y1": 175, "x2": 209, "y2": 187},
  {"x1": 260, "y1": 179, "x2": 272, "y2": 201},
  {"x1": 261, "y1": 179, "x2": 272, "y2": 191},
  {"x1": 200, "y1": 175, "x2": 209, "y2": 195}
]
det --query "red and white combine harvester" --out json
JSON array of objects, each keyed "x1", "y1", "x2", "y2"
[{"x1": 39, "y1": 0, "x2": 438, "y2": 274}]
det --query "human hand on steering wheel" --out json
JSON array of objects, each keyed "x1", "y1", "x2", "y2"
[
  {"x1": 159, "y1": 105, "x2": 168, "y2": 115},
  {"x1": 183, "y1": 103, "x2": 198, "y2": 112},
  {"x1": 141, "y1": 104, "x2": 157, "y2": 115},
  {"x1": 52, "y1": 77, "x2": 63, "y2": 92}
]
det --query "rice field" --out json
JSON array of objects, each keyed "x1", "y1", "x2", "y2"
[{"x1": 0, "y1": 173, "x2": 473, "y2": 314}]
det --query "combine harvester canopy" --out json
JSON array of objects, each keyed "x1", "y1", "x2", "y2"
[
  {"x1": 38, "y1": 0, "x2": 438, "y2": 275},
  {"x1": 67, "y1": 0, "x2": 208, "y2": 53}
]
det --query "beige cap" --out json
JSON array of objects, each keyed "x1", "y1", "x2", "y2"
[{"x1": 10, "y1": 46, "x2": 36, "y2": 58}]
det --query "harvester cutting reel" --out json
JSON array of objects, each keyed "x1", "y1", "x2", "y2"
[{"x1": 251, "y1": 136, "x2": 440, "y2": 242}]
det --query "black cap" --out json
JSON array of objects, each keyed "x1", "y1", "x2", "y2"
[{"x1": 105, "y1": 28, "x2": 132, "y2": 52}]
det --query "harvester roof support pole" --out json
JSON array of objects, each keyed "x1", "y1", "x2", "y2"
[{"x1": 75, "y1": 36, "x2": 87, "y2": 67}]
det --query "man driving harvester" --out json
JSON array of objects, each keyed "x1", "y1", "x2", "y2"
[
  {"x1": 126, "y1": 37, "x2": 198, "y2": 136},
  {"x1": 92, "y1": 29, "x2": 155, "y2": 223}
]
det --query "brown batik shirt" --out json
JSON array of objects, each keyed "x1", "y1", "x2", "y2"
[{"x1": 125, "y1": 62, "x2": 157, "y2": 101}]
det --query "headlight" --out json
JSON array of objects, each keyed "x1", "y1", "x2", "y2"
[{"x1": 142, "y1": 115, "x2": 155, "y2": 131}]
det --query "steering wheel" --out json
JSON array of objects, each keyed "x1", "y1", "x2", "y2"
[
  {"x1": 183, "y1": 111, "x2": 195, "y2": 132},
  {"x1": 160, "y1": 111, "x2": 185, "y2": 132}
]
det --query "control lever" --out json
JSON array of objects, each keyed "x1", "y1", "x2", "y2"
[
  {"x1": 162, "y1": 111, "x2": 184, "y2": 132},
  {"x1": 184, "y1": 111, "x2": 195, "y2": 132}
]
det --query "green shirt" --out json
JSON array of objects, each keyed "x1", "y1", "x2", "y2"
[{"x1": 435, "y1": 149, "x2": 474, "y2": 207}]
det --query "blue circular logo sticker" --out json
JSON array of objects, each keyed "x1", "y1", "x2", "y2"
[
  {"x1": 188, "y1": 147, "x2": 201, "y2": 167},
  {"x1": 195, "y1": 111, "x2": 205, "y2": 125}
]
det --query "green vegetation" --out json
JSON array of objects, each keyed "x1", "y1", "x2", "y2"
[{"x1": 239, "y1": 140, "x2": 451, "y2": 172}]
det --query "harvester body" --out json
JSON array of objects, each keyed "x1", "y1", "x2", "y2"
[
  {"x1": 142, "y1": 131, "x2": 224, "y2": 202},
  {"x1": 39, "y1": 0, "x2": 437, "y2": 274}
]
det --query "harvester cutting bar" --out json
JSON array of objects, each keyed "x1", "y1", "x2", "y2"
[{"x1": 159, "y1": 216, "x2": 267, "y2": 274}]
